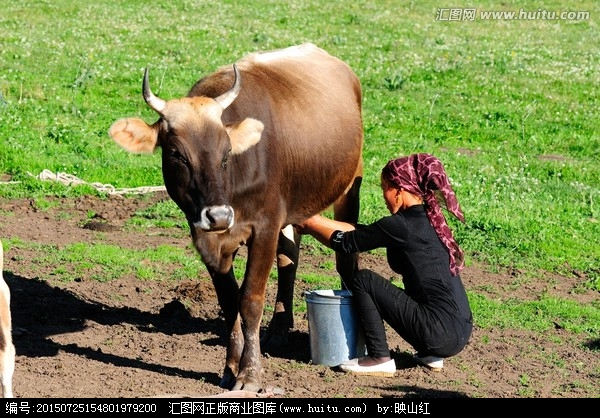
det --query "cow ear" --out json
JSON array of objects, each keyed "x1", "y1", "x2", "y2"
[
  {"x1": 226, "y1": 118, "x2": 264, "y2": 154},
  {"x1": 108, "y1": 118, "x2": 159, "y2": 154}
]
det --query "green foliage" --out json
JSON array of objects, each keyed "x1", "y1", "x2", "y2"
[
  {"x1": 6, "y1": 239, "x2": 204, "y2": 283},
  {"x1": 469, "y1": 293, "x2": 600, "y2": 335}
]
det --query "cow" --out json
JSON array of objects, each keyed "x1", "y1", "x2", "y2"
[{"x1": 108, "y1": 43, "x2": 364, "y2": 392}]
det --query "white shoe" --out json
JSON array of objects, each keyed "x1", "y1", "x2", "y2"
[
  {"x1": 413, "y1": 353, "x2": 443, "y2": 371},
  {"x1": 338, "y1": 358, "x2": 396, "y2": 377}
]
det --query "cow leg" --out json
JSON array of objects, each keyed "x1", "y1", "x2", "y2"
[
  {"x1": 209, "y1": 267, "x2": 244, "y2": 390},
  {"x1": 261, "y1": 225, "x2": 300, "y2": 354},
  {"x1": 333, "y1": 176, "x2": 362, "y2": 290},
  {"x1": 233, "y1": 231, "x2": 279, "y2": 392}
]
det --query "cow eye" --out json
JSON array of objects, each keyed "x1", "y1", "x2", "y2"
[
  {"x1": 221, "y1": 149, "x2": 231, "y2": 168},
  {"x1": 169, "y1": 148, "x2": 188, "y2": 165}
]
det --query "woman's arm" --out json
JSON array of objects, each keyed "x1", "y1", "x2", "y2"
[{"x1": 294, "y1": 214, "x2": 355, "y2": 248}]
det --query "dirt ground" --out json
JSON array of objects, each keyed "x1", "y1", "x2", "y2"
[{"x1": 0, "y1": 192, "x2": 598, "y2": 398}]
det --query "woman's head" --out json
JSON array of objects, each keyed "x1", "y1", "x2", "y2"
[
  {"x1": 380, "y1": 175, "x2": 424, "y2": 215},
  {"x1": 381, "y1": 153, "x2": 465, "y2": 276},
  {"x1": 381, "y1": 153, "x2": 463, "y2": 217}
]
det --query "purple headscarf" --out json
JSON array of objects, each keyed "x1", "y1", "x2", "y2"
[{"x1": 381, "y1": 153, "x2": 465, "y2": 276}]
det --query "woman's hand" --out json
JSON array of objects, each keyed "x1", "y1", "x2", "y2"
[
  {"x1": 294, "y1": 214, "x2": 356, "y2": 250},
  {"x1": 294, "y1": 214, "x2": 322, "y2": 235}
]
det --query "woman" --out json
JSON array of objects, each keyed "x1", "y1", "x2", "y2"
[{"x1": 295, "y1": 153, "x2": 473, "y2": 377}]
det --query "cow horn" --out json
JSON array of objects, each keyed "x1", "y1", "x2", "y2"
[
  {"x1": 214, "y1": 64, "x2": 241, "y2": 110},
  {"x1": 142, "y1": 67, "x2": 166, "y2": 114}
]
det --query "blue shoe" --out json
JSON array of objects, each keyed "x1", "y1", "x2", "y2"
[
  {"x1": 338, "y1": 358, "x2": 396, "y2": 377},
  {"x1": 413, "y1": 353, "x2": 443, "y2": 371}
]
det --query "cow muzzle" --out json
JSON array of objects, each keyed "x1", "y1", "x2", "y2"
[{"x1": 194, "y1": 205, "x2": 235, "y2": 232}]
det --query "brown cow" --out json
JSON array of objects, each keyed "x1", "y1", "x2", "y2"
[{"x1": 109, "y1": 43, "x2": 363, "y2": 392}]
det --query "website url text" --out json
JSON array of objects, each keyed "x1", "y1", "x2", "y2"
[{"x1": 436, "y1": 8, "x2": 590, "y2": 21}]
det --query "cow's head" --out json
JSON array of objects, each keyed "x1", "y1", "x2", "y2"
[{"x1": 109, "y1": 65, "x2": 264, "y2": 233}]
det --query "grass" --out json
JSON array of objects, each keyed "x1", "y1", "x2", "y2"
[
  {"x1": 469, "y1": 293, "x2": 600, "y2": 335},
  {"x1": 5, "y1": 239, "x2": 204, "y2": 283},
  {"x1": 0, "y1": 1, "x2": 599, "y2": 339}
]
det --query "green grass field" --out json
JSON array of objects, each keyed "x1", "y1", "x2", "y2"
[{"x1": 1, "y1": 0, "x2": 598, "y2": 292}]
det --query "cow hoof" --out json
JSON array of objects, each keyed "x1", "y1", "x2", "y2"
[
  {"x1": 232, "y1": 381, "x2": 262, "y2": 393},
  {"x1": 219, "y1": 372, "x2": 236, "y2": 390}
]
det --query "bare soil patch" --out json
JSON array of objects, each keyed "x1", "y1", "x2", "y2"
[{"x1": 1, "y1": 193, "x2": 598, "y2": 398}]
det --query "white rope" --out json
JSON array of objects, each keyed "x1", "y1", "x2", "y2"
[{"x1": 6, "y1": 170, "x2": 167, "y2": 195}]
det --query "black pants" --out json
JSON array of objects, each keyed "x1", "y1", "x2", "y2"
[{"x1": 352, "y1": 269, "x2": 472, "y2": 359}]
